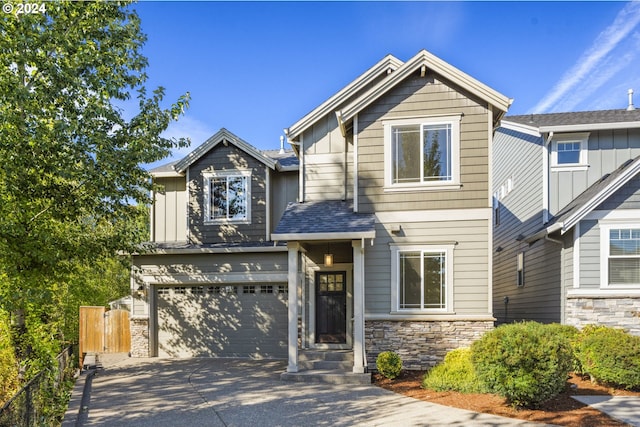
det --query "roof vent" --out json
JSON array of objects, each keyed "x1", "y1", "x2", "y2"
[
  {"x1": 628, "y1": 89, "x2": 635, "y2": 111},
  {"x1": 279, "y1": 135, "x2": 285, "y2": 154}
]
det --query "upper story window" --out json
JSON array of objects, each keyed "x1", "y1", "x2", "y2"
[
  {"x1": 384, "y1": 115, "x2": 461, "y2": 191},
  {"x1": 390, "y1": 244, "x2": 454, "y2": 313},
  {"x1": 550, "y1": 132, "x2": 590, "y2": 170},
  {"x1": 601, "y1": 226, "x2": 640, "y2": 287},
  {"x1": 204, "y1": 171, "x2": 251, "y2": 223}
]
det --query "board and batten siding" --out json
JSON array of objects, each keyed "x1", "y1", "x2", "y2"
[
  {"x1": 152, "y1": 177, "x2": 187, "y2": 242},
  {"x1": 270, "y1": 170, "x2": 298, "y2": 232},
  {"x1": 364, "y1": 215, "x2": 491, "y2": 316},
  {"x1": 550, "y1": 128, "x2": 640, "y2": 214},
  {"x1": 188, "y1": 144, "x2": 268, "y2": 244},
  {"x1": 356, "y1": 72, "x2": 491, "y2": 213}
]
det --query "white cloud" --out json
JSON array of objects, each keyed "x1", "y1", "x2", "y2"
[
  {"x1": 532, "y1": 1, "x2": 640, "y2": 113},
  {"x1": 160, "y1": 114, "x2": 215, "y2": 160}
]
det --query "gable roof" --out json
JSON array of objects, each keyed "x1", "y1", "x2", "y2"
[
  {"x1": 285, "y1": 54, "x2": 403, "y2": 142},
  {"x1": 336, "y1": 49, "x2": 513, "y2": 130},
  {"x1": 505, "y1": 109, "x2": 640, "y2": 133},
  {"x1": 174, "y1": 128, "x2": 278, "y2": 174},
  {"x1": 526, "y1": 155, "x2": 640, "y2": 242}
]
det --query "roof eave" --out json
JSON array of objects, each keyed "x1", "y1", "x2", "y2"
[
  {"x1": 271, "y1": 231, "x2": 376, "y2": 241},
  {"x1": 539, "y1": 121, "x2": 640, "y2": 133}
]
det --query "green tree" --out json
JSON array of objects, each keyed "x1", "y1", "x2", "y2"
[{"x1": 0, "y1": 1, "x2": 189, "y2": 370}]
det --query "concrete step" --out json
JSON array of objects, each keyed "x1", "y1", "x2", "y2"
[
  {"x1": 281, "y1": 369, "x2": 371, "y2": 385},
  {"x1": 298, "y1": 350, "x2": 353, "y2": 362},
  {"x1": 298, "y1": 360, "x2": 353, "y2": 370}
]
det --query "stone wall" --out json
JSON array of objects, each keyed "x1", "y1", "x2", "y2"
[
  {"x1": 566, "y1": 297, "x2": 640, "y2": 336},
  {"x1": 365, "y1": 320, "x2": 494, "y2": 370},
  {"x1": 130, "y1": 317, "x2": 149, "y2": 357}
]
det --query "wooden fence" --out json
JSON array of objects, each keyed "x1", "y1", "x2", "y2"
[{"x1": 79, "y1": 306, "x2": 131, "y2": 365}]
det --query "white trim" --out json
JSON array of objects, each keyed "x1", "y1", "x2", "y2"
[
  {"x1": 567, "y1": 289, "x2": 640, "y2": 298},
  {"x1": 365, "y1": 314, "x2": 496, "y2": 321},
  {"x1": 487, "y1": 106, "x2": 494, "y2": 315},
  {"x1": 353, "y1": 114, "x2": 359, "y2": 213},
  {"x1": 203, "y1": 170, "x2": 252, "y2": 224},
  {"x1": 271, "y1": 231, "x2": 375, "y2": 241},
  {"x1": 599, "y1": 222, "x2": 640, "y2": 289},
  {"x1": 383, "y1": 115, "x2": 462, "y2": 191},
  {"x1": 573, "y1": 221, "x2": 581, "y2": 289},
  {"x1": 287, "y1": 242, "x2": 300, "y2": 373},
  {"x1": 375, "y1": 208, "x2": 491, "y2": 224},
  {"x1": 352, "y1": 240, "x2": 365, "y2": 373},
  {"x1": 266, "y1": 167, "x2": 271, "y2": 242},
  {"x1": 540, "y1": 121, "x2": 640, "y2": 133},
  {"x1": 542, "y1": 134, "x2": 550, "y2": 223},
  {"x1": 390, "y1": 243, "x2": 455, "y2": 314},
  {"x1": 143, "y1": 271, "x2": 289, "y2": 285},
  {"x1": 144, "y1": 245, "x2": 288, "y2": 255},
  {"x1": 550, "y1": 132, "x2": 590, "y2": 169},
  {"x1": 500, "y1": 120, "x2": 541, "y2": 137},
  {"x1": 299, "y1": 134, "x2": 305, "y2": 203}
]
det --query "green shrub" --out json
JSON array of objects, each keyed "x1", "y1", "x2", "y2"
[
  {"x1": 573, "y1": 325, "x2": 640, "y2": 390},
  {"x1": 471, "y1": 322, "x2": 574, "y2": 408},
  {"x1": 0, "y1": 310, "x2": 19, "y2": 405},
  {"x1": 376, "y1": 351, "x2": 402, "y2": 379},
  {"x1": 422, "y1": 348, "x2": 486, "y2": 393}
]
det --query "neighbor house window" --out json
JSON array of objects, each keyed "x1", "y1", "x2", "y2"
[
  {"x1": 391, "y1": 244, "x2": 454, "y2": 312},
  {"x1": 384, "y1": 116, "x2": 461, "y2": 190},
  {"x1": 516, "y1": 252, "x2": 525, "y2": 287},
  {"x1": 607, "y1": 228, "x2": 640, "y2": 286},
  {"x1": 551, "y1": 133, "x2": 589, "y2": 169},
  {"x1": 204, "y1": 172, "x2": 251, "y2": 223}
]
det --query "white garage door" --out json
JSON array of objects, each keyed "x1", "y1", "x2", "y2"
[{"x1": 156, "y1": 284, "x2": 288, "y2": 358}]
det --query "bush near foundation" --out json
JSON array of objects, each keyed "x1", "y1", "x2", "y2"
[
  {"x1": 376, "y1": 351, "x2": 402, "y2": 379},
  {"x1": 471, "y1": 322, "x2": 575, "y2": 408},
  {"x1": 573, "y1": 325, "x2": 640, "y2": 390},
  {"x1": 422, "y1": 348, "x2": 486, "y2": 393}
]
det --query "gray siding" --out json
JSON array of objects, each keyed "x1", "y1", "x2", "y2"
[
  {"x1": 365, "y1": 216, "x2": 490, "y2": 316},
  {"x1": 599, "y1": 174, "x2": 640, "y2": 210},
  {"x1": 356, "y1": 72, "x2": 491, "y2": 213},
  {"x1": 188, "y1": 144, "x2": 268, "y2": 244},
  {"x1": 152, "y1": 177, "x2": 187, "y2": 242},
  {"x1": 270, "y1": 170, "x2": 298, "y2": 232},
  {"x1": 551, "y1": 128, "x2": 640, "y2": 214},
  {"x1": 578, "y1": 220, "x2": 600, "y2": 289}
]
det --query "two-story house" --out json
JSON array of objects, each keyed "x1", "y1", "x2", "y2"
[
  {"x1": 130, "y1": 128, "x2": 299, "y2": 358},
  {"x1": 130, "y1": 49, "x2": 513, "y2": 377},
  {"x1": 493, "y1": 105, "x2": 640, "y2": 335}
]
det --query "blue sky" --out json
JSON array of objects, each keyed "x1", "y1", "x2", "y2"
[{"x1": 132, "y1": 1, "x2": 640, "y2": 164}]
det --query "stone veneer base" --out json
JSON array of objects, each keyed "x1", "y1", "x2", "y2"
[
  {"x1": 566, "y1": 297, "x2": 640, "y2": 336},
  {"x1": 130, "y1": 317, "x2": 149, "y2": 358},
  {"x1": 365, "y1": 320, "x2": 494, "y2": 370}
]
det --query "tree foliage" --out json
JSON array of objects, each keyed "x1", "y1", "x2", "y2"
[{"x1": 0, "y1": 0, "x2": 189, "y2": 370}]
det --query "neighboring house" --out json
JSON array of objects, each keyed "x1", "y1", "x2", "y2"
[
  {"x1": 130, "y1": 128, "x2": 299, "y2": 358},
  {"x1": 273, "y1": 49, "x2": 511, "y2": 375},
  {"x1": 130, "y1": 49, "x2": 513, "y2": 375},
  {"x1": 493, "y1": 106, "x2": 640, "y2": 336}
]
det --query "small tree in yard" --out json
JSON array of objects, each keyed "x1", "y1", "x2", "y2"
[{"x1": 0, "y1": 0, "x2": 189, "y2": 376}]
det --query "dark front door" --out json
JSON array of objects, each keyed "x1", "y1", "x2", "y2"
[{"x1": 316, "y1": 271, "x2": 347, "y2": 343}]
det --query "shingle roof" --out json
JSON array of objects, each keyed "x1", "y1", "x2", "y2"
[
  {"x1": 506, "y1": 109, "x2": 640, "y2": 129},
  {"x1": 272, "y1": 200, "x2": 376, "y2": 240},
  {"x1": 262, "y1": 150, "x2": 299, "y2": 170}
]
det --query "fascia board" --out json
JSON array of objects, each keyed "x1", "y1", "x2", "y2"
[
  {"x1": 524, "y1": 223, "x2": 562, "y2": 243},
  {"x1": 539, "y1": 121, "x2": 640, "y2": 133},
  {"x1": 286, "y1": 55, "x2": 403, "y2": 141},
  {"x1": 150, "y1": 170, "x2": 184, "y2": 178},
  {"x1": 500, "y1": 120, "x2": 541, "y2": 137},
  {"x1": 174, "y1": 128, "x2": 277, "y2": 173},
  {"x1": 340, "y1": 50, "x2": 512, "y2": 123},
  {"x1": 271, "y1": 231, "x2": 376, "y2": 241},
  {"x1": 561, "y1": 159, "x2": 640, "y2": 233},
  {"x1": 142, "y1": 245, "x2": 288, "y2": 255}
]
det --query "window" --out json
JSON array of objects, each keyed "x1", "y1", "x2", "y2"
[
  {"x1": 516, "y1": 252, "x2": 525, "y2": 287},
  {"x1": 204, "y1": 172, "x2": 251, "y2": 223},
  {"x1": 607, "y1": 228, "x2": 640, "y2": 286},
  {"x1": 384, "y1": 116, "x2": 461, "y2": 190},
  {"x1": 391, "y1": 244, "x2": 454, "y2": 312},
  {"x1": 551, "y1": 133, "x2": 589, "y2": 169}
]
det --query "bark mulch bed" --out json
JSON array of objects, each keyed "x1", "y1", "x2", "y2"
[{"x1": 373, "y1": 371, "x2": 640, "y2": 426}]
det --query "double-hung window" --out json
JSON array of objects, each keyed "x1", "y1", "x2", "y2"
[
  {"x1": 204, "y1": 172, "x2": 251, "y2": 223},
  {"x1": 391, "y1": 244, "x2": 454, "y2": 313},
  {"x1": 602, "y1": 226, "x2": 640, "y2": 287},
  {"x1": 384, "y1": 115, "x2": 461, "y2": 190}
]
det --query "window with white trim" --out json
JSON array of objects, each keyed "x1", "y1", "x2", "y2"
[
  {"x1": 550, "y1": 133, "x2": 589, "y2": 169},
  {"x1": 391, "y1": 244, "x2": 454, "y2": 312},
  {"x1": 607, "y1": 228, "x2": 640, "y2": 286},
  {"x1": 204, "y1": 172, "x2": 251, "y2": 223},
  {"x1": 384, "y1": 116, "x2": 461, "y2": 189}
]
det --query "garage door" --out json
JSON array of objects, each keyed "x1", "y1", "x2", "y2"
[{"x1": 156, "y1": 284, "x2": 288, "y2": 358}]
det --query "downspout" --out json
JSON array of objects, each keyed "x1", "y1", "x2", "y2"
[
  {"x1": 353, "y1": 114, "x2": 359, "y2": 212},
  {"x1": 543, "y1": 132, "x2": 553, "y2": 224}
]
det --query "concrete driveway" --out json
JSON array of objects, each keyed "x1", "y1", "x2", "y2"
[{"x1": 65, "y1": 356, "x2": 551, "y2": 427}]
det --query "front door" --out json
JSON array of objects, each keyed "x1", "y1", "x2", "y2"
[{"x1": 315, "y1": 271, "x2": 347, "y2": 343}]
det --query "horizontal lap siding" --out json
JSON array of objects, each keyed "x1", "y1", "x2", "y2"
[
  {"x1": 188, "y1": 144, "x2": 268, "y2": 244},
  {"x1": 365, "y1": 218, "x2": 490, "y2": 315},
  {"x1": 356, "y1": 73, "x2": 490, "y2": 212}
]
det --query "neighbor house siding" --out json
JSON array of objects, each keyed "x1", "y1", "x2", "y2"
[
  {"x1": 365, "y1": 215, "x2": 490, "y2": 316},
  {"x1": 550, "y1": 129, "x2": 640, "y2": 214},
  {"x1": 188, "y1": 144, "x2": 269, "y2": 244},
  {"x1": 152, "y1": 177, "x2": 187, "y2": 242},
  {"x1": 356, "y1": 72, "x2": 491, "y2": 213}
]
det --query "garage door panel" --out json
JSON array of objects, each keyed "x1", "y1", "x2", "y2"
[{"x1": 157, "y1": 285, "x2": 287, "y2": 358}]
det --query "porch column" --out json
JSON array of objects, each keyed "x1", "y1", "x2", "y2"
[
  {"x1": 352, "y1": 239, "x2": 365, "y2": 374},
  {"x1": 287, "y1": 242, "x2": 300, "y2": 373}
]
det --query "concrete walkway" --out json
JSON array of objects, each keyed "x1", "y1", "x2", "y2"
[{"x1": 64, "y1": 354, "x2": 554, "y2": 427}]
